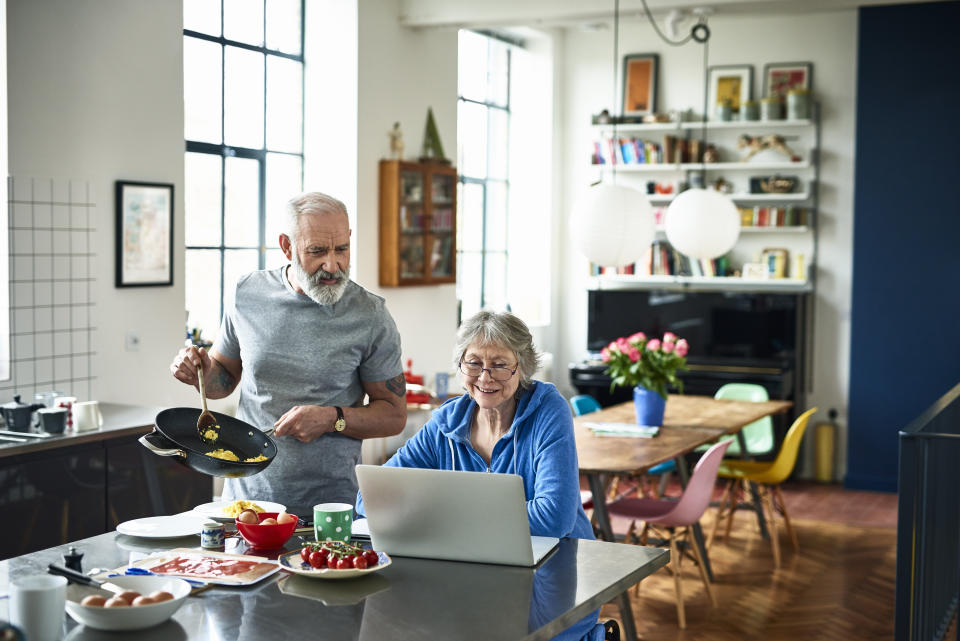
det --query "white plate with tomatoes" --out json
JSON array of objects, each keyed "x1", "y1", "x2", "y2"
[{"x1": 279, "y1": 542, "x2": 391, "y2": 580}]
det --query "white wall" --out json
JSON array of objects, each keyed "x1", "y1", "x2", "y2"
[
  {"x1": 6, "y1": 0, "x2": 196, "y2": 408},
  {"x1": 356, "y1": 0, "x2": 461, "y2": 389},
  {"x1": 557, "y1": 11, "x2": 858, "y2": 477}
]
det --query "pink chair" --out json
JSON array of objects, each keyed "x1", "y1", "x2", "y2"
[{"x1": 605, "y1": 439, "x2": 732, "y2": 629}]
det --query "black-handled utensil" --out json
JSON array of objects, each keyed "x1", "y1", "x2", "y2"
[{"x1": 47, "y1": 563, "x2": 125, "y2": 595}]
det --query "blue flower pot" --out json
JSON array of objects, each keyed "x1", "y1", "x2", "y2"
[{"x1": 633, "y1": 385, "x2": 666, "y2": 427}]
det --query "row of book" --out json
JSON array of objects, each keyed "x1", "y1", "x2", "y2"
[
  {"x1": 590, "y1": 241, "x2": 731, "y2": 278},
  {"x1": 591, "y1": 135, "x2": 706, "y2": 166},
  {"x1": 739, "y1": 206, "x2": 807, "y2": 227}
]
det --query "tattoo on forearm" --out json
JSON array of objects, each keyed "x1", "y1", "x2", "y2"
[
  {"x1": 207, "y1": 363, "x2": 236, "y2": 394},
  {"x1": 385, "y1": 374, "x2": 406, "y2": 398}
]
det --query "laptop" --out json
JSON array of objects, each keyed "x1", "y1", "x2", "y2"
[{"x1": 355, "y1": 464, "x2": 559, "y2": 566}]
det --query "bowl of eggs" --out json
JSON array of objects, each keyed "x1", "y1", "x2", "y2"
[
  {"x1": 64, "y1": 575, "x2": 192, "y2": 631},
  {"x1": 235, "y1": 510, "x2": 299, "y2": 549}
]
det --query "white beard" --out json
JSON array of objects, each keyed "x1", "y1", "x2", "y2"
[{"x1": 289, "y1": 253, "x2": 349, "y2": 306}]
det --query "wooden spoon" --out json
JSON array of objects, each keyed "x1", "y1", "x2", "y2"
[{"x1": 196, "y1": 363, "x2": 220, "y2": 445}]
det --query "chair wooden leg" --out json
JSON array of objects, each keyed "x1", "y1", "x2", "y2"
[
  {"x1": 723, "y1": 479, "x2": 741, "y2": 541},
  {"x1": 774, "y1": 485, "x2": 799, "y2": 553},
  {"x1": 687, "y1": 527, "x2": 716, "y2": 607},
  {"x1": 708, "y1": 480, "x2": 733, "y2": 548},
  {"x1": 657, "y1": 472, "x2": 670, "y2": 498},
  {"x1": 668, "y1": 532, "x2": 686, "y2": 629},
  {"x1": 760, "y1": 486, "x2": 781, "y2": 569}
]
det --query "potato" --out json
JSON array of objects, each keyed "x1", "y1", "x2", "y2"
[
  {"x1": 81, "y1": 595, "x2": 107, "y2": 607},
  {"x1": 237, "y1": 509, "x2": 259, "y2": 524},
  {"x1": 149, "y1": 590, "x2": 174, "y2": 602}
]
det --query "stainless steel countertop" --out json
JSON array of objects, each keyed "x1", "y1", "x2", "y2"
[
  {"x1": 1, "y1": 532, "x2": 668, "y2": 641},
  {"x1": 0, "y1": 403, "x2": 164, "y2": 458}
]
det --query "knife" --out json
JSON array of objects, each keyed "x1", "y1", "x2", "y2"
[{"x1": 48, "y1": 563, "x2": 127, "y2": 595}]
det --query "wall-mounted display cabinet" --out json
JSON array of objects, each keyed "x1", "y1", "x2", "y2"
[{"x1": 379, "y1": 160, "x2": 457, "y2": 287}]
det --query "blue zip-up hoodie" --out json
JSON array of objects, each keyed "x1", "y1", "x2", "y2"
[{"x1": 356, "y1": 380, "x2": 594, "y2": 540}]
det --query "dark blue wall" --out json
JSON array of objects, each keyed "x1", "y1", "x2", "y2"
[{"x1": 848, "y1": 1, "x2": 960, "y2": 491}]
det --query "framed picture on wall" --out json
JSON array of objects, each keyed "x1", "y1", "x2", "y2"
[
  {"x1": 115, "y1": 180, "x2": 174, "y2": 287},
  {"x1": 707, "y1": 65, "x2": 753, "y2": 118},
  {"x1": 763, "y1": 62, "x2": 813, "y2": 101},
  {"x1": 621, "y1": 53, "x2": 659, "y2": 117}
]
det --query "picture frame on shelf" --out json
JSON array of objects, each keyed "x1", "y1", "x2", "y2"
[
  {"x1": 115, "y1": 180, "x2": 173, "y2": 288},
  {"x1": 707, "y1": 65, "x2": 753, "y2": 118},
  {"x1": 621, "y1": 53, "x2": 659, "y2": 117},
  {"x1": 763, "y1": 62, "x2": 813, "y2": 101}
]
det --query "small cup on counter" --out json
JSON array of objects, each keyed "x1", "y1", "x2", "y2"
[
  {"x1": 74, "y1": 400, "x2": 103, "y2": 432},
  {"x1": 37, "y1": 407, "x2": 68, "y2": 434},
  {"x1": 10, "y1": 574, "x2": 67, "y2": 641}
]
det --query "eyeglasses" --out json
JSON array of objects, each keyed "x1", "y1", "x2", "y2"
[{"x1": 459, "y1": 361, "x2": 519, "y2": 381}]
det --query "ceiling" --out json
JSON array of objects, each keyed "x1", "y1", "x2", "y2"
[{"x1": 398, "y1": 0, "x2": 945, "y2": 29}]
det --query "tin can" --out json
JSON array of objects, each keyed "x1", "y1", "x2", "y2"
[
  {"x1": 740, "y1": 100, "x2": 759, "y2": 121},
  {"x1": 761, "y1": 97, "x2": 783, "y2": 121},
  {"x1": 787, "y1": 89, "x2": 811, "y2": 120},
  {"x1": 201, "y1": 521, "x2": 225, "y2": 549}
]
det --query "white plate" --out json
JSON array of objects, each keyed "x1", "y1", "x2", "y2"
[
  {"x1": 115, "y1": 515, "x2": 206, "y2": 538},
  {"x1": 278, "y1": 549, "x2": 391, "y2": 580},
  {"x1": 191, "y1": 500, "x2": 286, "y2": 522}
]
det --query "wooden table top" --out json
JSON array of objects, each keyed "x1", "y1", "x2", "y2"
[{"x1": 575, "y1": 395, "x2": 793, "y2": 474}]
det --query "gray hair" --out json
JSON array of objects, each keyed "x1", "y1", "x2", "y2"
[
  {"x1": 453, "y1": 310, "x2": 542, "y2": 390},
  {"x1": 284, "y1": 192, "x2": 349, "y2": 243}
]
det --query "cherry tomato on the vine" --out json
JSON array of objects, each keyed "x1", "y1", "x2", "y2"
[
  {"x1": 336, "y1": 556, "x2": 353, "y2": 570},
  {"x1": 300, "y1": 546, "x2": 312, "y2": 563},
  {"x1": 363, "y1": 549, "x2": 379, "y2": 566},
  {"x1": 352, "y1": 554, "x2": 368, "y2": 569},
  {"x1": 308, "y1": 550, "x2": 326, "y2": 569}
]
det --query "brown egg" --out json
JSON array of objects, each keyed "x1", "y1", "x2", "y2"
[
  {"x1": 114, "y1": 590, "x2": 141, "y2": 604},
  {"x1": 259, "y1": 517, "x2": 278, "y2": 525},
  {"x1": 81, "y1": 595, "x2": 107, "y2": 607},
  {"x1": 132, "y1": 596, "x2": 156, "y2": 607},
  {"x1": 276, "y1": 512, "x2": 297, "y2": 525},
  {"x1": 237, "y1": 509, "x2": 259, "y2": 524},
  {"x1": 103, "y1": 597, "x2": 130, "y2": 607},
  {"x1": 149, "y1": 590, "x2": 174, "y2": 602}
]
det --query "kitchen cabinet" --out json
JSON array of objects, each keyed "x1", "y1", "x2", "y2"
[{"x1": 379, "y1": 159, "x2": 457, "y2": 286}]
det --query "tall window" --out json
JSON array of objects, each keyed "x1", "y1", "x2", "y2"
[
  {"x1": 183, "y1": 0, "x2": 305, "y2": 339},
  {"x1": 457, "y1": 31, "x2": 511, "y2": 320}
]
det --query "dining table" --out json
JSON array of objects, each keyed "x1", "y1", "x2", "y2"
[
  {"x1": 0, "y1": 527, "x2": 668, "y2": 641},
  {"x1": 575, "y1": 394, "x2": 793, "y2": 583}
]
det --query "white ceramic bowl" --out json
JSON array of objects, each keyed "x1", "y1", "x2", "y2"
[{"x1": 65, "y1": 575, "x2": 192, "y2": 631}]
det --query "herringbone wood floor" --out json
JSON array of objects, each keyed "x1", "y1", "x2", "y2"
[{"x1": 598, "y1": 483, "x2": 897, "y2": 641}]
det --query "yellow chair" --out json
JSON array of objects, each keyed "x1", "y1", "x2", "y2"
[{"x1": 708, "y1": 407, "x2": 818, "y2": 569}]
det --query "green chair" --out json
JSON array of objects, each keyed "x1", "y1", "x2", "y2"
[{"x1": 696, "y1": 383, "x2": 775, "y2": 458}]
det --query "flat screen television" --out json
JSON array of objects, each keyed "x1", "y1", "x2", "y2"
[{"x1": 587, "y1": 290, "x2": 799, "y2": 365}]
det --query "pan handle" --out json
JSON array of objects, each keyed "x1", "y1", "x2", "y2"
[{"x1": 139, "y1": 431, "x2": 186, "y2": 458}]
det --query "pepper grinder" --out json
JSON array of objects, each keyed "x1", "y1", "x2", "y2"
[{"x1": 62, "y1": 546, "x2": 84, "y2": 572}]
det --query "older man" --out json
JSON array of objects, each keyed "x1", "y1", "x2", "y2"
[{"x1": 171, "y1": 192, "x2": 406, "y2": 515}]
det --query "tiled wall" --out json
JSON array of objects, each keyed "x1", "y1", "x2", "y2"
[{"x1": 2, "y1": 177, "x2": 97, "y2": 402}]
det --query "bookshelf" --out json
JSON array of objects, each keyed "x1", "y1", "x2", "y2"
[
  {"x1": 379, "y1": 160, "x2": 458, "y2": 287},
  {"x1": 587, "y1": 108, "x2": 820, "y2": 291}
]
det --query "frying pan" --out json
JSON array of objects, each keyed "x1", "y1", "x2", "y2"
[{"x1": 139, "y1": 408, "x2": 277, "y2": 478}]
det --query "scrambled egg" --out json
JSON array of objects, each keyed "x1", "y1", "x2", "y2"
[
  {"x1": 243, "y1": 454, "x2": 268, "y2": 463},
  {"x1": 205, "y1": 448, "x2": 239, "y2": 462},
  {"x1": 223, "y1": 500, "x2": 264, "y2": 517},
  {"x1": 202, "y1": 427, "x2": 219, "y2": 441}
]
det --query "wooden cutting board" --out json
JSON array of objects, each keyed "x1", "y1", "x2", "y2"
[{"x1": 129, "y1": 548, "x2": 280, "y2": 585}]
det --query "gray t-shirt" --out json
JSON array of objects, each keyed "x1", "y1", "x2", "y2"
[{"x1": 213, "y1": 266, "x2": 403, "y2": 516}]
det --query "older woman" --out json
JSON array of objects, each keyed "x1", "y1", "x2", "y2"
[{"x1": 359, "y1": 310, "x2": 593, "y2": 539}]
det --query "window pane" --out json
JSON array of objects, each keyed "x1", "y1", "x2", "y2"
[
  {"x1": 265, "y1": 247, "x2": 288, "y2": 270},
  {"x1": 184, "y1": 0, "x2": 221, "y2": 36},
  {"x1": 487, "y1": 108, "x2": 509, "y2": 180},
  {"x1": 458, "y1": 30, "x2": 488, "y2": 103},
  {"x1": 266, "y1": 56, "x2": 303, "y2": 153},
  {"x1": 458, "y1": 182, "x2": 483, "y2": 252},
  {"x1": 185, "y1": 152, "x2": 223, "y2": 246},
  {"x1": 224, "y1": 47, "x2": 265, "y2": 149},
  {"x1": 488, "y1": 40, "x2": 509, "y2": 107},
  {"x1": 457, "y1": 101, "x2": 487, "y2": 179},
  {"x1": 184, "y1": 37, "x2": 222, "y2": 144},
  {"x1": 457, "y1": 252, "x2": 482, "y2": 320},
  {"x1": 224, "y1": 249, "x2": 260, "y2": 311},
  {"x1": 484, "y1": 181, "x2": 507, "y2": 252},
  {"x1": 224, "y1": 157, "x2": 260, "y2": 246},
  {"x1": 265, "y1": 153, "x2": 302, "y2": 248},
  {"x1": 266, "y1": 0, "x2": 302, "y2": 54},
  {"x1": 185, "y1": 249, "x2": 221, "y2": 339},
  {"x1": 483, "y1": 253, "x2": 507, "y2": 311},
  {"x1": 224, "y1": 0, "x2": 264, "y2": 46}
]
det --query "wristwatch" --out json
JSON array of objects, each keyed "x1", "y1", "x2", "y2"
[{"x1": 333, "y1": 406, "x2": 346, "y2": 432}]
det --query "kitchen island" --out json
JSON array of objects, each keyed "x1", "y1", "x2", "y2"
[
  {"x1": 1, "y1": 530, "x2": 668, "y2": 640},
  {"x1": 0, "y1": 403, "x2": 211, "y2": 558}
]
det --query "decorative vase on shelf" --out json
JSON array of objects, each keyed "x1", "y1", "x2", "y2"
[{"x1": 633, "y1": 385, "x2": 666, "y2": 427}]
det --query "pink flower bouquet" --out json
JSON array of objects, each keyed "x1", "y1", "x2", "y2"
[{"x1": 601, "y1": 331, "x2": 689, "y2": 400}]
